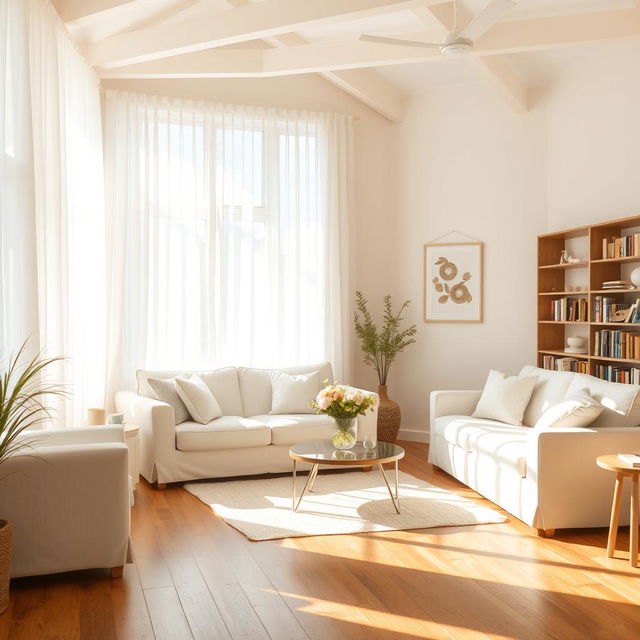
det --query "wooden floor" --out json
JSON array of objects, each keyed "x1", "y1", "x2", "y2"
[{"x1": 2, "y1": 442, "x2": 640, "y2": 639}]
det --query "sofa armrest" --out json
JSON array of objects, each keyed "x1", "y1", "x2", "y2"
[
  {"x1": 0, "y1": 442, "x2": 130, "y2": 577},
  {"x1": 430, "y1": 390, "x2": 482, "y2": 431},
  {"x1": 115, "y1": 390, "x2": 176, "y2": 483},
  {"x1": 527, "y1": 426, "x2": 640, "y2": 529}
]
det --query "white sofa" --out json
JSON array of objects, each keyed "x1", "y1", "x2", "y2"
[
  {"x1": 0, "y1": 426, "x2": 130, "y2": 578},
  {"x1": 116, "y1": 362, "x2": 378, "y2": 485},
  {"x1": 429, "y1": 365, "x2": 640, "y2": 533}
]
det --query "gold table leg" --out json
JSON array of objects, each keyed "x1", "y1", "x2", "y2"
[
  {"x1": 378, "y1": 462, "x2": 400, "y2": 514},
  {"x1": 292, "y1": 463, "x2": 318, "y2": 512}
]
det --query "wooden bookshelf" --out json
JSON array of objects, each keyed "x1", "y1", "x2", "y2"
[{"x1": 538, "y1": 214, "x2": 640, "y2": 383}]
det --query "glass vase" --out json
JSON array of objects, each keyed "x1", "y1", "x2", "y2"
[{"x1": 332, "y1": 417, "x2": 357, "y2": 449}]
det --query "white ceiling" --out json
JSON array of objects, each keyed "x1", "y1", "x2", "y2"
[{"x1": 53, "y1": 0, "x2": 640, "y2": 119}]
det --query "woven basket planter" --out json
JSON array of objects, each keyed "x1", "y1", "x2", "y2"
[
  {"x1": 0, "y1": 520, "x2": 11, "y2": 614},
  {"x1": 376, "y1": 385, "x2": 401, "y2": 442}
]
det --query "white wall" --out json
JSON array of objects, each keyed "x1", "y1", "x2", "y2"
[
  {"x1": 544, "y1": 41, "x2": 640, "y2": 230},
  {"x1": 390, "y1": 83, "x2": 546, "y2": 440}
]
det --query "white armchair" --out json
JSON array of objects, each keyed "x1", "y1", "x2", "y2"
[{"x1": 0, "y1": 426, "x2": 131, "y2": 578}]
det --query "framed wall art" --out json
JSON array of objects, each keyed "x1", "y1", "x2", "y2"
[{"x1": 424, "y1": 242, "x2": 483, "y2": 323}]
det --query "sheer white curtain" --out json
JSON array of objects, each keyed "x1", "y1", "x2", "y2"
[
  {"x1": 104, "y1": 91, "x2": 352, "y2": 399},
  {"x1": 0, "y1": 0, "x2": 38, "y2": 367}
]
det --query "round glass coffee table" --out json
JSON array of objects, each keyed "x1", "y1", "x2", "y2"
[{"x1": 289, "y1": 441, "x2": 405, "y2": 514}]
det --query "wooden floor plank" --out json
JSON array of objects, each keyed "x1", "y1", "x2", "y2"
[{"x1": 5, "y1": 442, "x2": 640, "y2": 640}]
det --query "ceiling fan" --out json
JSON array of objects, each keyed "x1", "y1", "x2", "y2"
[{"x1": 359, "y1": 0, "x2": 516, "y2": 56}]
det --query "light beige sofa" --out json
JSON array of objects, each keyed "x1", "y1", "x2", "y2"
[
  {"x1": 116, "y1": 362, "x2": 378, "y2": 485},
  {"x1": 429, "y1": 365, "x2": 640, "y2": 533}
]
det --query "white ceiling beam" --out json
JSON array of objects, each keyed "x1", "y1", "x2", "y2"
[
  {"x1": 98, "y1": 8, "x2": 640, "y2": 78},
  {"x1": 88, "y1": 0, "x2": 430, "y2": 69},
  {"x1": 55, "y1": 0, "x2": 172, "y2": 29},
  {"x1": 266, "y1": 33, "x2": 405, "y2": 122},
  {"x1": 414, "y1": 2, "x2": 528, "y2": 112},
  {"x1": 467, "y1": 55, "x2": 528, "y2": 113}
]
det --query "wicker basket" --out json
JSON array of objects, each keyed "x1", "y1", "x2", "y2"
[
  {"x1": 0, "y1": 520, "x2": 11, "y2": 614},
  {"x1": 376, "y1": 385, "x2": 401, "y2": 442}
]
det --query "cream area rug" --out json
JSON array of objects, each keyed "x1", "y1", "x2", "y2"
[{"x1": 184, "y1": 470, "x2": 507, "y2": 541}]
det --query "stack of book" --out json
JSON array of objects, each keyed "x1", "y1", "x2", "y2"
[
  {"x1": 602, "y1": 280, "x2": 634, "y2": 290},
  {"x1": 550, "y1": 297, "x2": 587, "y2": 322},
  {"x1": 595, "y1": 364, "x2": 640, "y2": 385},
  {"x1": 593, "y1": 330, "x2": 640, "y2": 359},
  {"x1": 602, "y1": 233, "x2": 640, "y2": 258},
  {"x1": 541, "y1": 355, "x2": 588, "y2": 373},
  {"x1": 593, "y1": 296, "x2": 640, "y2": 323}
]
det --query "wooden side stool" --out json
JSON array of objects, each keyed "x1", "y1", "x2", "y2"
[{"x1": 596, "y1": 454, "x2": 639, "y2": 568}]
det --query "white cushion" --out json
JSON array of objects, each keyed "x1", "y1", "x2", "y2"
[
  {"x1": 137, "y1": 367, "x2": 244, "y2": 416},
  {"x1": 534, "y1": 389, "x2": 603, "y2": 429},
  {"x1": 518, "y1": 365, "x2": 576, "y2": 427},
  {"x1": 238, "y1": 362, "x2": 332, "y2": 417},
  {"x1": 175, "y1": 376, "x2": 223, "y2": 425},
  {"x1": 433, "y1": 415, "x2": 529, "y2": 477},
  {"x1": 566, "y1": 374, "x2": 640, "y2": 427},
  {"x1": 251, "y1": 414, "x2": 336, "y2": 446},
  {"x1": 269, "y1": 371, "x2": 319, "y2": 415},
  {"x1": 147, "y1": 377, "x2": 191, "y2": 424},
  {"x1": 472, "y1": 370, "x2": 538, "y2": 425},
  {"x1": 175, "y1": 416, "x2": 270, "y2": 452}
]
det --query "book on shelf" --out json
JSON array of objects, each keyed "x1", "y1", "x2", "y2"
[
  {"x1": 602, "y1": 232, "x2": 640, "y2": 259},
  {"x1": 593, "y1": 329, "x2": 640, "y2": 359},
  {"x1": 594, "y1": 364, "x2": 640, "y2": 384},
  {"x1": 550, "y1": 297, "x2": 587, "y2": 322},
  {"x1": 601, "y1": 280, "x2": 634, "y2": 290},
  {"x1": 541, "y1": 355, "x2": 587, "y2": 373},
  {"x1": 617, "y1": 453, "x2": 640, "y2": 467},
  {"x1": 593, "y1": 296, "x2": 640, "y2": 323}
]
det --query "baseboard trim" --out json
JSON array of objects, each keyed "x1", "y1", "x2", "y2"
[{"x1": 397, "y1": 428, "x2": 429, "y2": 443}]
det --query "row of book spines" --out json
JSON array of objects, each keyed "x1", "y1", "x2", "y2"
[
  {"x1": 594, "y1": 364, "x2": 640, "y2": 385},
  {"x1": 602, "y1": 233, "x2": 640, "y2": 259},
  {"x1": 541, "y1": 355, "x2": 588, "y2": 373},
  {"x1": 550, "y1": 298, "x2": 587, "y2": 322},
  {"x1": 593, "y1": 330, "x2": 640, "y2": 359}
]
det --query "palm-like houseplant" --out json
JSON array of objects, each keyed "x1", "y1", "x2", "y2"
[
  {"x1": 354, "y1": 292, "x2": 417, "y2": 442},
  {"x1": 0, "y1": 341, "x2": 65, "y2": 613}
]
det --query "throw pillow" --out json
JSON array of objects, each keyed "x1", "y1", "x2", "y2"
[
  {"x1": 535, "y1": 389, "x2": 603, "y2": 429},
  {"x1": 472, "y1": 369, "x2": 538, "y2": 425},
  {"x1": 147, "y1": 377, "x2": 191, "y2": 424},
  {"x1": 175, "y1": 375, "x2": 223, "y2": 425},
  {"x1": 269, "y1": 370, "x2": 320, "y2": 415}
]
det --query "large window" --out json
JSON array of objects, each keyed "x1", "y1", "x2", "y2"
[{"x1": 105, "y1": 92, "x2": 352, "y2": 391}]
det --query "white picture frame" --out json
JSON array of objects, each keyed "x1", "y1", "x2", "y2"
[{"x1": 424, "y1": 242, "x2": 483, "y2": 323}]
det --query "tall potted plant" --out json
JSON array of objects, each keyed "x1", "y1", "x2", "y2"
[
  {"x1": 354, "y1": 292, "x2": 417, "y2": 442},
  {"x1": 0, "y1": 342, "x2": 65, "y2": 613}
]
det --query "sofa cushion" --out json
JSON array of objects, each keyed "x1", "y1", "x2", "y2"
[
  {"x1": 175, "y1": 376, "x2": 223, "y2": 424},
  {"x1": 269, "y1": 371, "x2": 319, "y2": 415},
  {"x1": 147, "y1": 377, "x2": 191, "y2": 424},
  {"x1": 175, "y1": 416, "x2": 270, "y2": 452},
  {"x1": 534, "y1": 389, "x2": 603, "y2": 429},
  {"x1": 566, "y1": 374, "x2": 640, "y2": 427},
  {"x1": 519, "y1": 365, "x2": 576, "y2": 427},
  {"x1": 472, "y1": 370, "x2": 538, "y2": 425},
  {"x1": 138, "y1": 367, "x2": 244, "y2": 416},
  {"x1": 238, "y1": 363, "x2": 332, "y2": 417},
  {"x1": 251, "y1": 413, "x2": 336, "y2": 445},
  {"x1": 434, "y1": 415, "x2": 529, "y2": 477}
]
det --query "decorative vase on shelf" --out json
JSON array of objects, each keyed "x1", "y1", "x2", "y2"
[
  {"x1": 332, "y1": 417, "x2": 357, "y2": 450},
  {"x1": 377, "y1": 385, "x2": 401, "y2": 442},
  {"x1": 631, "y1": 267, "x2": 640, "y2": 288}
]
